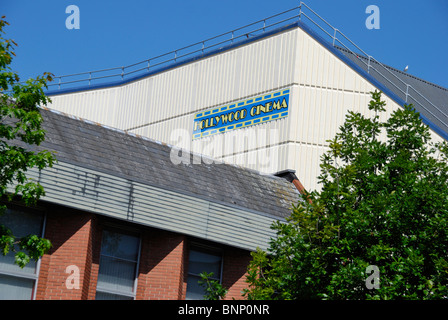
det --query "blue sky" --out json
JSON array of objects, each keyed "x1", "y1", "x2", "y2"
[{"x1": 2, "y1": 0, "x2": 448, "y2": 89}]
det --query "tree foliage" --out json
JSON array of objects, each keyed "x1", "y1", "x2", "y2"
[
  {"x1": 244, "y1": 91, "x2": 448, "y2": 299},
  {"x1": 0, "y1": 17, "x2": 55, "y2": 267},
  {"x1": 198, "y1": 272, "x2": 228, "y2": 300}
]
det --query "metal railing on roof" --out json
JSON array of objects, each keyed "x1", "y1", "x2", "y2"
[
  {"x1": 16, "y1": 2, "x2": 446, "y2": 132},
  {"x1": 45, "y1": 7, "x2": 301, "y2": 91},
  {"x1": 297, "y1": 2, "x2": 448, "y2": 129}
]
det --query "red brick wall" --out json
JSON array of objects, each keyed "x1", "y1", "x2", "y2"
[
  {"x1": 222, "y1": 247, "x2": 252, "y2": 300},
  {"x1": 137, "y1": 230, "x2": 186, "y2": 300},
  {"x1": 34, "y1": 208, "x2": 251, "y2": 300},
  {"x1": 36, "y1": 209, "x2": 95, "y2": 300},
  {"x1": 86, "y1": 222, "x2": 101, "y2": 300}
]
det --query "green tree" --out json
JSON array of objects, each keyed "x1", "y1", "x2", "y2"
[
  {"x1": 243, "y1": 91, "x2": 448, "y2": 299},
  {"x1": 198, "y1": 272, "x2": 228, "y2": 300},
  {"x1": 0, "y1": 17, "x2": 55, "y2": 267}
]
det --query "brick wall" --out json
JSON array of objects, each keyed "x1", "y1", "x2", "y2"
[
  {"x1": 36, "y1": 208, "x2": 95, "y2": 300},
  {"x1": 137, "y1": 230, "x2": 187, "y2": 300},
  {"x1": 222, "y1": 247, "x2": 252, "y2": 300},
  {"x1": 33, "y1": 207, "x2": 251, "y2": 300}
]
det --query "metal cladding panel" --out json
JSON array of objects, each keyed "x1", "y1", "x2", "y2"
[
  {"x1": 287, "y1": 143, "x2": 328, "y2": 192},
  {"x1": 218, "y1": 143, "x2": 291, "y2": 178},
  {"x1": 129, "y1": 103, "x2": 292, "y2": 173},
  {"x1": 203, "y1": 34, "x2": 446, "y2": 191},
  {"x1": 205, "y1": 202, "x2": 277, "y2": 250},
  {"x1": 285, "y1": 26, "x2": 445, "y2": 191},
  {"x1": 293, "y1": 25, "x2": 445, "y2": 139},
  {"x1": 294, "y1": 27, "x2": 369, "y2": 94},
  {"x1": 291, "y1": 85, "x2": 379, "y2": 146},
  {"x1": 46, "y1": 27, "x2": 299, "y2": 133},
  {"x1": 13, "y1": 161, "x2": 279, "y2": 251},
  {"x1": 43, "y1": 24, "x2": 445, "y2": 195}
]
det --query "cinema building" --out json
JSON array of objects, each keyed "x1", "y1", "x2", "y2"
[{"x1": 1, "y1": 3, "x2": 447, "y2": 299}]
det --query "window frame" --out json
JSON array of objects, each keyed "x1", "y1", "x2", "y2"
[
  {"x1": 186, "y1": 242, "x2": 224, "y2": 300},
  {"x1": 0, "y1": 204, "x2": 47, "y2": 300},
  {"x1": 95, "y1": 226, "x2": 142, "y2": 300}
]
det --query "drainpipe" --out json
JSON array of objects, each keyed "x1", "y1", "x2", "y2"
[{"x1": 274, "y1": 169, "x2": 312, "y2": 203}]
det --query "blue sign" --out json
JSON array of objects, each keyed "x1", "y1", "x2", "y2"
[{"x1": 193, "y1": 89, "x2": 289, "y2": 140}]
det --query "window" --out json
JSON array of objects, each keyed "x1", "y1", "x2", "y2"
[
  {"x1": 0, "y1": 207, "x2": 45, "y2": 300},
  {"x1": 95, "y1": 228, "x2": 140, "y2": 300},
  {"x1": 186, "y1": 245, "x2": 222, "y2": 300}
]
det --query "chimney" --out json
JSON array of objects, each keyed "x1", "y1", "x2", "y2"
[{"x1": 274, "y1": 169, "x2": 312, "y2": 203}]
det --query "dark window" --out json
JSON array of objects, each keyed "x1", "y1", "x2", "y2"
[
  {"x1": 0, "y1": 207, "x2": 45, "y2": 300},
  {"x1": 95, "y1": 228, "x2": 140, "y2": 300},
  {"x1": 186, "y1": 245, "x2": 222, "y2": 300}
]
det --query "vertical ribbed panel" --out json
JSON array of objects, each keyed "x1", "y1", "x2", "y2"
[
  {"x1": 44, "y1": 25, "x2": 445, "y2": 192},
  {"x1": 47, "y1": 27, "x2": 298, "y2": 132},
  {"x1": 284, "y1": 27, "x2": 444, "y2": 190}
]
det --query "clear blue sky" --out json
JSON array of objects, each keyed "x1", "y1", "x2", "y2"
[{"x1": 2, "y1": 0, "x2": 448, "y2": 89}]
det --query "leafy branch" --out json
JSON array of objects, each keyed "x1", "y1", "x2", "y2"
[
  {"x1": 198, "y1": 272, "x2": 228, "y2": 300},
  {"x1": 0, "y1": 16, "x2": 55, "y2": 267}
]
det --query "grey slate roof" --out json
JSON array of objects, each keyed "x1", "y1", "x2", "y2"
[
  {"x1": 335, "y1": 46, "x2": 448, "y2": 137},
  {"x1": 29, "y1": 108, "x2": 300, "y2": 219}
]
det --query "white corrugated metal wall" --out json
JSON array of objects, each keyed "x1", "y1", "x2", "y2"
[
  {"x1": 47, "y1": 27, "x2": 298, "y2": 131},
  {"x1": 46, "y1": 25, "x2": 445, "y2": 192},
  {"x1": 287, "y1": 28, "x2": 444, "y2": 190}
]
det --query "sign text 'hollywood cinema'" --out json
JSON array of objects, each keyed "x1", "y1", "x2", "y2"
[{"x1": 193, "y1": 89, "x2": 289, "y2": 140}]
